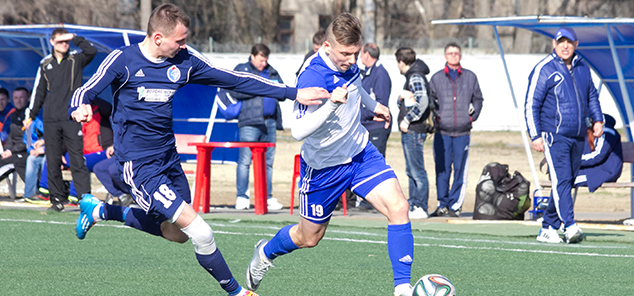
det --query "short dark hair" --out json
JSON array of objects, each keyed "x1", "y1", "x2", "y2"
[
  {"x1": 0, "y1": 88, "x2": 8, "y2": 98},
  {"x1": 251, "y1": 43, "x2": 271, "y2": 58},
  {"x1": 362, "y1": 43, "x2": 380, "y2": 59},
  {"x1": 395, "y1": 47, "x2": 416, "y2": 65},
  {"x1": 326, "y1": 13, "x2": 362, "y2": 46},
  {"x1": 147, "y1": 3, "x2": 191, "y2": 37},
  {"x1": 312, "y1": 28, "x2": 326, "y2": 45},
  {"x1": 445, "y1": 42, "x2": 461, "y2": 53},
  {"x1": 50, "y1": 28, "x2": 68, "y2": 40},
  {"x1": 13, "y1": 86, "x2": 29, "y2": 95}
]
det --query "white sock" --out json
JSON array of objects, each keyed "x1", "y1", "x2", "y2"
[{"x1": 92, "y1": 203, "x2": 104, "y2": 222}]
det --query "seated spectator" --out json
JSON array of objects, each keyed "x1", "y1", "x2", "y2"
[
  {"x1": 574, "y1": 114, "x2": 623, "y2": 192},
  {"x1": 93, "y1": 145, "x2": 133, "y2": 206},
  {"x1": 23, "y1": 117, "x2": 47, "y2": 203},
  {"x1": 0, "y1": 87, "x2": 30, "y2": 183},
  {"x1": 0, "y1": 88, "x2": 15, "y2": 143}
]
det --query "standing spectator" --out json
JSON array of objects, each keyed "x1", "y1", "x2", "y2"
[
  {"x1": 26, "y1": 28, "x2": 96, "y2": 212},
  {"x1": 0, "y1": 87, "x2": 31, "y2": 183},
  {"x1": 295, "y1": 28, "x2": 326, "y2": 77},
  {"x1": 360, "y1": 43, "x2": 392, "y2": 157},
  {"x1": 395, "y1": 47, "x2": 432, "y2": 219},
  {"x1": 526, "y1": 27, "x2": 603, "y2": 244},
  {"x1": 429, "y1": 42, "x2": 484, "y2": 217},
  {"x1": 0, "y1": 88, "x2": 15, "y2": 143},
  {"x1": 230, "y1": 44, "x2": 285, "y2": 211}
]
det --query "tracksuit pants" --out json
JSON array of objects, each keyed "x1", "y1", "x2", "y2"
[
  {"x1": 542, "y1": 132, "x2": 584, "y2": 230},
  {"x1": 433, "y1": 133, "x2": 470, "y2": 211}
]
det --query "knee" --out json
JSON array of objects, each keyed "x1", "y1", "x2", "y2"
[{"x1": 179, "y1": 216, "x2": 217, "y2": 254}]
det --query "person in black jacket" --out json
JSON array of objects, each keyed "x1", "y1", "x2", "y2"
[
  {"x1": 25, "y1": 28, "x2": 96, "y2": 212},
  {"x1": 0, "y1": 87, "x2": 31, "y2": 183},
  {"x1": 229, "y1": 43, "x2": 285, "y2": 211}
]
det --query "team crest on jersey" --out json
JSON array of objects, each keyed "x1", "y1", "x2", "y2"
[{"x1": 166, "y1": 65, "x2": 181, "y2": 83}]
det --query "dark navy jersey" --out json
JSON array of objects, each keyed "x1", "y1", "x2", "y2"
[{"x1": 70, "y1": 44, "x2": 297, "y2": 161}]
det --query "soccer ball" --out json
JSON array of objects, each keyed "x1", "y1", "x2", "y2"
[{"x1": 412, "y1": 274, "x2": 456, "y2": 296}]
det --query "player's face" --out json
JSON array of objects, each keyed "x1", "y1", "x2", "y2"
[
  {"x1": 50, "y1": 35, "x2": 70, "y2": 55},
  {"x1": 12, "y1": 90, "x2": 29, "y2": 110},
  {"x1": 553, "y1": 37, "x2": 578, "y2": 62},
  {"x1": 444, "y1": 46, "x2": 461, "y2": 67},
  {"x1": 324, "y1": 40, "x2": 360, "y2": 71},
  {"x1": 160, "y1": 22, "x2": 188, "y2": 58},
  {"x1": 250, "y1": 53, "x2": 268, "y2": 72}
]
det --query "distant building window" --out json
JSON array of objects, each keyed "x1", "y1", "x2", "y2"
[{"x1": 277, "y1": 15, "x2": 294, "y2": 52}]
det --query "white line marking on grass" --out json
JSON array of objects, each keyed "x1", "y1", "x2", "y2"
[{"x1": 3, "y1": 218, "x2": 634, "y2": 258}]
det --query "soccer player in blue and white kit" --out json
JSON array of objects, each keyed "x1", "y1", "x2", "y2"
[
  {"x1": 246, "y1": 13, "x2": 415, "y2": 296},
  {"x1": 68, "y1": 4, "x2": 329, "y2": 296}
]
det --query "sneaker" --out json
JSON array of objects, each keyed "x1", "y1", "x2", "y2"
[
  {"x1": 231, "y1": 287, "x2": 260, "y2": 296},
  {"x1": 536, "y1": 226, "x2": 563, "y2": 243},
  {"x1": 246, "y1": 239, "x2": 274, "y2": 291},
  {"x1": 76, "y1": 194, "x2": 102, "y2": 240},
  {"x1": 624, "y1": 219, "x2": 634, "y2": 226},
  {"x1": 104, "y1": 194, "x2": 115, "y2": 205},
  {"x1": 409, "y1": 206, "x2": 428, "y2": 219},
  {"x1": 48, "y1": 202, "x2": 65, "y2": 212},
  {"x1": 448, "y1": 208, "x2": 461, "y2": 217},
  {"x1": 24, "y1": 195, "x2": 50, "y2": 205},
  {"x1": 429, "y1": 207, "x2": 449, "y2": 217},
  {"x1": 267, "y1": 198, "x2": 283, "y2": 210},
  {"x1": 394, "y1": 283, "x2": 413, "y2": 296},
  {"x1": 235, "y1": 197, "x2": 250, "y2": 210},
  {"x1": 118, "y1": 194, "x2": 134, "y2": 207},
  {"x1": 564, "y1": 223, "x2": 584, "y2": 244}
]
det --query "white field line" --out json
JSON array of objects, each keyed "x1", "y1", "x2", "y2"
[{"x1": 3, "y1": 218, "x2": 634, "y2": 258}]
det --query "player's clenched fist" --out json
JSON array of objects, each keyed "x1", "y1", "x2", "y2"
[
  {"x1": 71, "y1": 104, "x2": 93, "y2": 123},
  {"x1": 330, "y1": 84, "x2": 348, "y2": 104}
]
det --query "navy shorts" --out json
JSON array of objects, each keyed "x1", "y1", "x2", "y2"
[
  {"x1": 298, "y1": 143, "x2": 397, "y2": 223},
  {"x1": 118, "y1": 148, "x2": 191, "y2": 223}
]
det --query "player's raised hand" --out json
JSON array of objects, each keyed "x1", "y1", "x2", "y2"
[
  {"x1": 373, "y1": 103, "x2": 391, "y2": 129},
  {"x1": 331, "y1": 84, "x2": 348, "y2": 104},
  {"x1": 71, "y1": 104, "x2": 93, "y2": 123},
  {"x1": 296, "y1": 87, "x2": 330, "y2": 105}
]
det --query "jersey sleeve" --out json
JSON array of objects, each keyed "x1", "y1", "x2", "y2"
[
  {"x1": 188, "y1": 51, "x2": 297, "y2": 100},
  {"x1": 291, "y1": 68, "x2": 337, "y2": 141},
  {"x1": 68, "y1": 49, "x2": 126, "y2": 119},
  {"x1": 525, "y1": 66, "x2": 548, "y2": 140}
]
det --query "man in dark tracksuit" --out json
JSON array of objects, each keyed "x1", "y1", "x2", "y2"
[
  {"x1": 525, "y1": 27, "x2": 603, "y2": 244},
  {"x1": 229, "y1": 43, "x2": 285, "y2": 211},
  {"x1": 429, "y1": 42, "x2": 483, "y2": 218},
  {"x1": 28, "y1": 28, "x2": 96, "y2": 211}
]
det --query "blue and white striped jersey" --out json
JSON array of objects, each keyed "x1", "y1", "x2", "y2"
[{"x1": 69, "y1": 43, "x2": 296, "y2": 161}]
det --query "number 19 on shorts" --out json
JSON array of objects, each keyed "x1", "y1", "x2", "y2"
[{"x1": 310, "y1": 204, "x2": 324, "y2": 217}]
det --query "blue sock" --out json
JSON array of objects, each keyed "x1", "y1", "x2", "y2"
[
  {"x1": 196, "y1": 250, "x2": 241, "y2": 294},
  {"x1": 387, "y1": 222, "x2": 413, "y2": 287},
  {"x1": 263, "y1": 224, "x2": 299, "y2": 260},
  {"x1": 122, "y1": 207, "x2": 163, "y2": 237},
  {"x1": 102, "y1": 203, "x2": 126, "y2": 222}
]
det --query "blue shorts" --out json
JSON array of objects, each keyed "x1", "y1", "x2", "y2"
[
  {"x1": 118, "y1": 148, "x2": 191, "y2": 223},
  {"x1": 298, "y1": 143, "x2": 397, "y2": 223}
]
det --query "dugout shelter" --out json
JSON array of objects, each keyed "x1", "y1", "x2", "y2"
[
  {"x1": 0, "y1": 24, "x2": 238, "y2": 163},
  {"x1": 432, "y1": 15, "x2": 634, "y2": 219}
]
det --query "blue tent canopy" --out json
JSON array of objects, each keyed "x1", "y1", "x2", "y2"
[
  {"x1": 0, "y1": 24, "x2": 238, "y2": 163},
  {"x1": 432, "y1": 15, "x2": 634, "y2": 218}
]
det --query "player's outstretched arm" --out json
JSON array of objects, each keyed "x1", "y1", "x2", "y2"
[
  {"x1": 291, "y1": 86, "x2": 347, "y2": 141},
  {"x1": 71, "y1": 104, "x2": 93, "y2": 123},
  {"x1": 296, "y1": 87, "x2": 330, "y2": 105}
]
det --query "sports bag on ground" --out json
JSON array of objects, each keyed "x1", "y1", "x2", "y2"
[{"x1": 473, "y1": 162, "x2": 531, "y2": 220}]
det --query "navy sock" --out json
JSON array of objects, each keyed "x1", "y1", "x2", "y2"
[
  {"x1": 102, "y1": 203, "x2": 126, "y2": 222},
  {"x1": 122, "y1": 207, "x2": 163, "y2": 237},
  {"x1": 387, "y1": 222, "x2": 413, "y2": 286},
  {"x1": 196, "y1": 250, "x2": 240, "y2": 294},
  {"x1": 263, "y1": 224, "x2": 299, "y2": 260}
]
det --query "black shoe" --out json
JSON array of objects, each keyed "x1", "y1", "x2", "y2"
[
  {"x1": 48, "y1": 202, "x2": 65, "y2": 212},
  {"x1": 430, "y1": 207, "x2": 449, "y2": 217},
  {"x1": 448, "y1": 208, "x2": 461, "y2": 217}
]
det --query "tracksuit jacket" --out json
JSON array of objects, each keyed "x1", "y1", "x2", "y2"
[
  {"x1": 429, "y1": 64, "x2": 483, "y2": 137},
  {"x1": 525, "y1": 51, "x2": 603, "y2": 141}
]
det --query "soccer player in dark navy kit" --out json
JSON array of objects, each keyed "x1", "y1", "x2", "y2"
[
  {"x1": 245, "y1": 13, "x2": 415, "y2": 296},
  {"x1": 69, "y1": 4, "x2": 328, "y2": 296},
  {"x1": 525, "y1": 27, "x2": 603, "y2": 244}
]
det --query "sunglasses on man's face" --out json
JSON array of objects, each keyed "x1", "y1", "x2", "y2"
[{"x1": 54, "y1": 40, "x2": 70, "y2": 44}]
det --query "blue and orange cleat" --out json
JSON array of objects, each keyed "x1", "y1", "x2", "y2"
[{"x1": 75, "y1": 194, "x2": 102, "y2": 240}]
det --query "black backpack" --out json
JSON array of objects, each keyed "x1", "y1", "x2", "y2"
[
  {"x1": 473, "y1": 162, "x2": 531, "y2": 220},
  {"x1": 423, "y1": 95, "x2": 437, "y2": 134}
]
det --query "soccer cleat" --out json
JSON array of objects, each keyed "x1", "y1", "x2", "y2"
[
  {"x1": 246, "y1": 239, "x2": 274, "y2": 291},
  {"x1": 536, "y1": 226, "x2": 563, "y2": 243},
  {"x1": 267, "y1": 198, "x2": 283, "y2": 210},
  {"x1": 409, "y1": 206, "x2": 428, "y2": 219},
  {"x1": 118, "y1": 193, "x2": 134, "y2": 207},
  {"x1": 564, "y1": 224, "x2": 584, "y2": 244},
  {"x1": 231, "y1": 288, "x2": 260, "y2": 296},
  {"x1": 75, "y1": 194, "x2": 102, "y2": 240},
  {"x1": 235, "y1": 197, "x2": 250, "y2": 210},
  {"x1": 394, "y1": 283, "x2": 413, "y2": 296}
]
